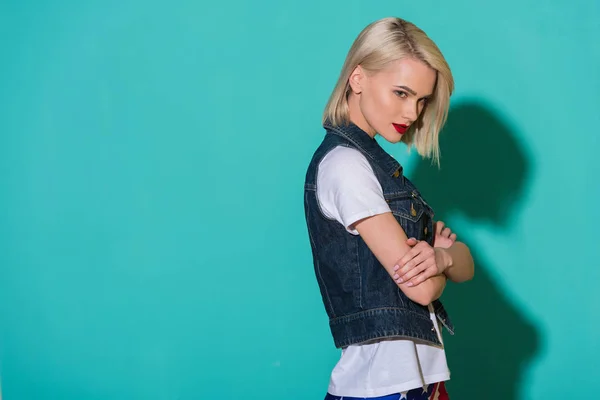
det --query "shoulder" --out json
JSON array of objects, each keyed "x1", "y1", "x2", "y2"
[
  {"x1": 318, "y1": 146, "x2": 374, "y2": 177},
  {"x1": 317, "y1": 145, "x2": 382, "y2": 197}
]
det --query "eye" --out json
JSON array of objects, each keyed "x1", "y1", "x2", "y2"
[
  {"x1": 420, "y1": 97, "x2": 430, "y2": 105},
  {"x1": 394, "y1": 90, "x2": 408, "y2": 98}
]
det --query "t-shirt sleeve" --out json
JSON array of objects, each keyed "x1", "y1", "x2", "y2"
[{"x1": 316, "y1": 146, "x2": 391, "y2": 235}]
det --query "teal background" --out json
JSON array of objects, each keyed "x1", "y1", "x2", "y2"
[{"x1": 1, "y1": 1, "x2": 598, "y2": 399}]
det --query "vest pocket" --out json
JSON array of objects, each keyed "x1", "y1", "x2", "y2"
[
  {"x1": 384, "y1": 192, "x2": 425, "y2": 222},
  {"x1": 384, "y1": 191, "x2": 434, "y2": 243}
]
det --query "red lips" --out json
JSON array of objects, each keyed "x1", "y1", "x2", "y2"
[{"x1": 392, "y1": 123, "x2": 408, "y2": 134}]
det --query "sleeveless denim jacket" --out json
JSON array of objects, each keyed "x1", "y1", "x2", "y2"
[{"x1": 303, "y1": 121, "x2": 454, "y2": 349}]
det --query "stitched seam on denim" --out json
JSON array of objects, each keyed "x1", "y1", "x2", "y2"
[
  {"x1": 305, "y1": 193, "x2": 335, "y2": 318},
  {"x1": 391, "y1": 209, "x2": 424, "y2": 221},
  {"x1": 339, "y1": 329, "x2": 441, "y2": 343},
  {"x1": 383, "y1": 191, "x2": 411, "y2": 199},
  {"x1": 312, "y1": 260, "x2": 335, "y2": 318},
  {"x1": 432, "y1": 302, "x2": 454, "y2": 334},
  {"x1": 336, "y1": 332, "x2": 443, "y2": 349},
  {"x1": 355, "y1": 237, "x2": 362, "y2": 309},
  {"x1": 313, "y1": 146, "x2": 342, "y2": 222},
  {"x1": 369, "y1": 150, "x2": 402, "y2": 181},
  {"x1": 387, "y1": 193, "x2": 424, "y2": 221},
  {"x1": 331, "y1": 312, "x2": 444, "y2": 347},
  {"x1": 329, "y1": 307, "x2": 432, "y2": 324},
  {"x1": 436, "y1": 314, "x2": 454, "y2": 334}
]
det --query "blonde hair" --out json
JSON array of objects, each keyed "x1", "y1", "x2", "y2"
[{"x1": 323, "y1": 17, "x2": 454, "y2": 166}]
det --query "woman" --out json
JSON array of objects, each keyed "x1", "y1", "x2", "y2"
[{"x1": 303, "y1": 17, "x2": 475, "y2": 400}]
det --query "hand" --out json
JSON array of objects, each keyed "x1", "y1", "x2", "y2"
[
  {"x1": 433, "y1": 220, "x2": 456, "y2": 249},
  {"x1": 393, "y1": 239, "x2": 450, "y2": 287}
]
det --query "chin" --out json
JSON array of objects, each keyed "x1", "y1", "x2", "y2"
[{"x1": 380, "y1": 132, "x2": 403, "y2": 144}]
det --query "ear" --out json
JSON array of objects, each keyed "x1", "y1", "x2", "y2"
[{"x1": 348, "y1": 65, "x2": 365, "y2": 94}]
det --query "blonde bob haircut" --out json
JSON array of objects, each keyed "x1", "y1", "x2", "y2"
[{"x1": 323, "y1": 17, "x2": 454, "y2": 166}]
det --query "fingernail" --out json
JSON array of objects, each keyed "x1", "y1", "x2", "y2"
[
  {"x1": 393, "y1": 274, "x2": 399, "y2": 279},
  {"x1": 406, "y1": 282, "x2": 413, "y2": 287},
  {"x1": 398, "y1": 278, "x2": 404, "y2": 283},
  {"x1": 393, "y1": 265, "x2": 399, "y2": 271}
]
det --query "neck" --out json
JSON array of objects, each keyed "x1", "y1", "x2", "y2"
[{"x1": 347, "y1": 93, "x2": 377, "y2": 139}]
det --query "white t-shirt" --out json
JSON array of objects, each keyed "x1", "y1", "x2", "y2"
[{"x1": 316, "y1": 146, "x2": 450, "y2": 398}]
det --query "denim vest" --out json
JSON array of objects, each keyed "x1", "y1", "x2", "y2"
[{"x1": 303, "y1": 121, "x2": 454, "y2": 349}]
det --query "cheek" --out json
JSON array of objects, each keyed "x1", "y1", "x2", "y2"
[
  {"x1": 361, "y1": 92, "x2": 398, "y2": 134},
  {"x1": 376, "y1": 89, "x2": 395, "y2": 108},
  {"x1": 364, "y1": 89, "x2": 394, "y2": 116}
]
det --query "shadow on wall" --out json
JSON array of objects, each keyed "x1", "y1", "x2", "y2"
[{"x1": 410, "y1": 100, "x2": 539, "y2": 400}]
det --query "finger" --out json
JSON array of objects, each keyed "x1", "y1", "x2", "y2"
[
  {"x1": 394, "y1": 243, "x2": 419, "y2": 272},
  {"x1": 398, "y1": 241, "x2": 429, "y2": 267},
  {"x1": 435, "y1": 221, "x2": 445, "y2": 235},
  {"x1": 450, "y1": 233, "x2": 457, "y2": 241},
  {"x1": 442, "y1": 227, "x2": 452, "y2": 237},
  {"x1": 405, "y1": 237, "x2": 419, "y2": 247},
  {"x1": 396, "y1": 244, "x2": 434, "y2": 281},
  {"x1": 396, "y1": 245, "x2": 420, "y2": 270},
  {"x1": 395, "y1": 252, "x2": 429, "y2": 282},
  {"x1": 397, "y1": 258, "x2": 430, "y2": 284},
  {"x1": 407, "y1": 263, "x2": 437, "y2": 287}
]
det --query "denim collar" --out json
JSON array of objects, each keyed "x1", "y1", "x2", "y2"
[{"x1": 323, "y1": 120, "x2": 402, "y2": 177}]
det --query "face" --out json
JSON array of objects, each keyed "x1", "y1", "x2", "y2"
[{"x1": 348, "y1": 57, "x2": 437, "y2": 142}]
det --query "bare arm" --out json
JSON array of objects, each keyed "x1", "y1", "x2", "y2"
[
  {"x1": 394, "y1": 221, "x2": 475, "y2": 287},
  {"x1": 353, "y1": 212, "x2": 447, "y2": 306},
  {"x1": 442, "y1": 241, "x2": 474, "y2": 283}
]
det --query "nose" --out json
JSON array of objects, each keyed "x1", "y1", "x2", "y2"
[{"x1": 401, "y1": 100, "x2": 419, "y2": 124}]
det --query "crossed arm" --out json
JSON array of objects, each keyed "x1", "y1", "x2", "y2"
[{"x1": 353, "y1": 213, "x2": 474, "y2": 306}]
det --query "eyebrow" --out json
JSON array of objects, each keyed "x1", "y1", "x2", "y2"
[
  {"x1": 394, "y1": 85, "x2": 417, "y2": 95},
  {"x1": 394, "y1": 85, "x2": 432, "y2": 99}
]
